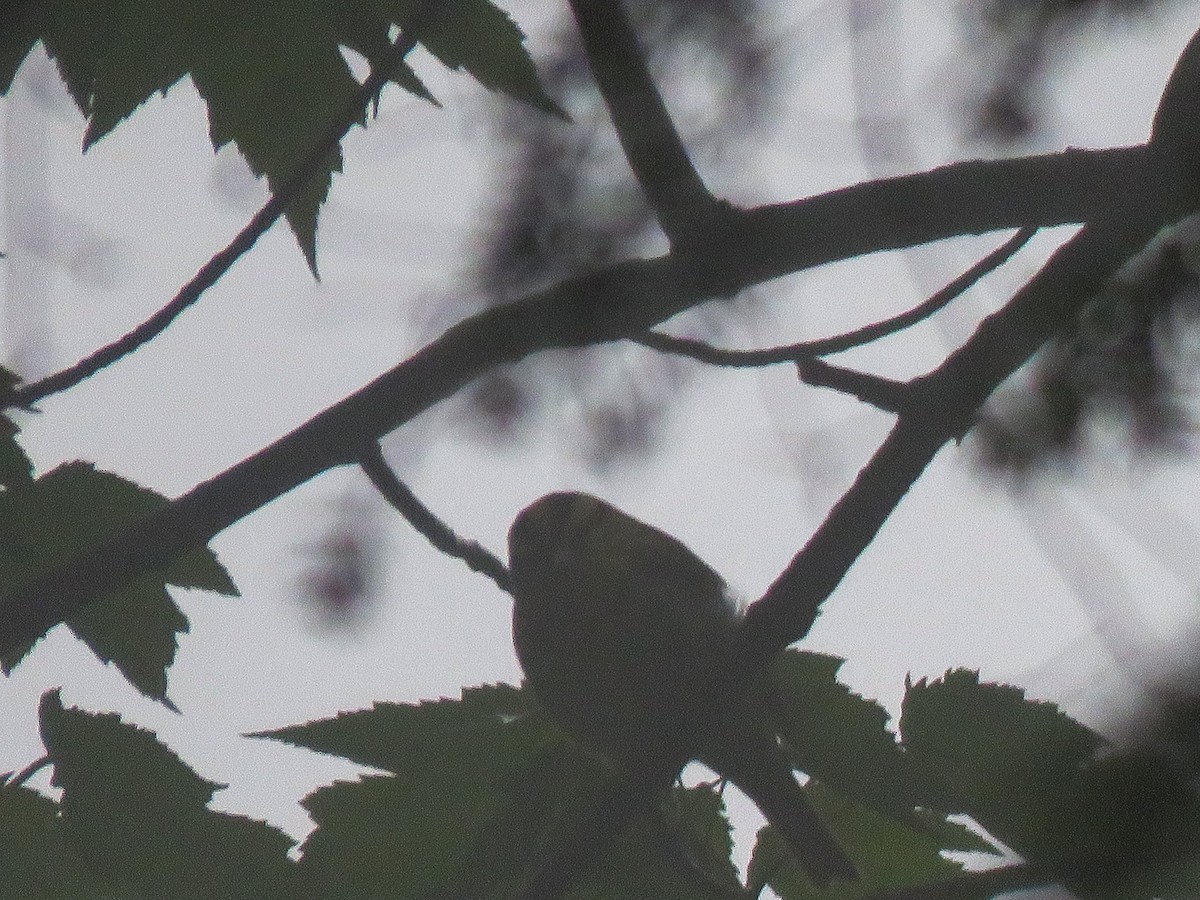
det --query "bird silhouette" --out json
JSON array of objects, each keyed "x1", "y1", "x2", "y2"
[{"x1": 508, "y1": 491, "x2": 857, "y2": 886}]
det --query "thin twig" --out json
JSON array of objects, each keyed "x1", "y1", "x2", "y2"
[
  {"x1": 6, "y1": 2, "x2": 443, "y2": 410},
  {"x1": 634, "y1": 226, "x2": 1038, "y2": 366},
  {"x1": 566, "y1": 0, "x2": 718, "y2": 247},
  {"x1": 798, "y1": 359, "x2": 909, "y2": 413},
  {"x1": 4, "y1": 754, "x2": 50, "y2": 787},
  {"x1": 358, "y1": 443, "x2": 512, "y2": 594}
]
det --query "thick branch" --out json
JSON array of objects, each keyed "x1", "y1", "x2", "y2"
[
  {"x1": 567, "y1": 0, "x2": 716, "y2": 245},
  {"x1": 0, "y1": 143, "x2": 1162, "y2": 657}
]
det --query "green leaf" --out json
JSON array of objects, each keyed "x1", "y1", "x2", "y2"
[
  {"x1": 772, "y1": 650, "x2": 990, "y2": 854},
  {"x1": 82, "y1": 0, "x2": 201, "y2": 147},
  {"x1": 563, "y1": 783, "x2": 741, "y2": 900},
  {"x1": 772, "y1": 651, "x2": 913, "y2": 812},
  {"x1": 267, "y1": 683, "x2": 743, "y2": 898},
  {"x1": 189, "y1": 2, "x2": 363, "y2": 272},
  {"x1": 379, "y1": 0, "x2": 565, "y2": 117},
  {"x1": 81, "y1": 0, "x2": 364, "y2": 272},
  {"x1": 0, "y1": 366, "x2": 35, "y2": 490},
  {"x1": 7, "y1": 0, "x2": 557, "y2": 271},
  {"x1": 39, "y1": 689, "x2": 300, "y2": 900},
  {"x1": 748, "y1": 782, "x2": 963, "y2": 900},
  {"x1": 0, "y1": 779, "x2": 126, "y2": 899},
  {"x1": 0, "y1": 1, "x2": 49, "y2": 93},
  {"x1": 900, "y1": 670, "x2": 1104, "y2": 855},
  {"x1": 251, "y1": 681, "x2": 549, "y2": 774},
  {"x1": 900, "y1": 670, "x2": 1200, "y2": 896},
  {"x1": 0, "y1": 463, "x2": 238, "y2": 704},
  {"x1": 41, "y1": 0, "x2": 120, "y2": 114},
  {"x1": 328, "y1": 0, "x2": 440, "y2": 108},
  {"x1": 278, "y1": 684, "x2": 565, "y2": 898}
]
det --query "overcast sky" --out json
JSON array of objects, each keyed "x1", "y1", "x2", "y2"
[{"x1": 3, "y1": 0, "x2": 1200, "y2": 866}]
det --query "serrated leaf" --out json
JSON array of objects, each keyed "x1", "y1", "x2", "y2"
[
  {"x1": 39, "y1": 690, "x2": 299, "y2": 900},
  {"x1": 8, "y1": 0, "x2": 553, "y2": 272},
  {"x1": 329, "y1": 0, "x2": 440, "y2": 108},
  {"x1": 286, "y1": 684, "x2": 570, "y2": 898},
  {"x1": 0, "y1": 462, "x2": 238, "y2": 704},
  {"x1": 381, "y1": 0, "x2": 565, "y2": 117},
  {"x1": 0, "y1": 779, "x2": 125, "y2": 899},
  {"x1": 272, "y1": 683, "x2": 744, "y2": 898},
  {"x1": 251, "y1": 681, "x2": 549, "y2": 774},
  {"x1": 41, "y1": 0, "x2": 120, "y2": 114},
  {"x1": 0, "y1": 1, "x2": 49, "y2": 94},
  {"x1": 35, "y1": 0, "x2": 391, "y2": 271},
  {"x1": 898, "y1": 670, "x2": 1200, "y2": 896},
  {"x1": 772, "y1": 651, "x2": 915, "y2": 814},
  {"x1": 190, "y1": 2, "x2": 363, "y2": 272},
  {"x1": 900, "y1": 669, "x2": 1104, "y2": 853},
  {"x1": 83, "y1": 1, "x2": 213, "y2": 149},
  {"x1": 68, "y1": 576, "x2": 191, "y2": 705}
]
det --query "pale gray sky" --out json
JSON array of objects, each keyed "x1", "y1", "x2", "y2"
[{"x1": 2, "y1": 1, "x2": 1200, "y2": 868}]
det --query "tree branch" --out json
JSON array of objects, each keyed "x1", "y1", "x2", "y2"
[
  {"x1": 797, "y1": 359, "x2": 910, "y2": 413},
  {"x1": 634, "y1": 226, "x2": 1037, "y2": 365},
  {"x1": 567, "y1": 0, "x2": 718, "y2": 247},
  {"x1": 738, "y1": 145, "x2": 1200, "y2": 673},
  {"x1": 0, "y1": 142, "x2": 1165, "y2": 658},
  {"x1": 3, "y1": 1, "x2": 443, "y2": 410},
  {"x1": 358, "y1": 443, "x2": 511, "y2": 593}
]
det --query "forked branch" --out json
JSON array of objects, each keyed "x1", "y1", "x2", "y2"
[
  {"x1": 634, "y1": 226, "x2": 1037, "y2": 367},
  {"x1": 567, "y1": 0, "x2": 719, "y2": 246}
]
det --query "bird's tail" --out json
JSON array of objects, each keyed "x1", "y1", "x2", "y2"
[{"x1": 711, "y1": 742, "x2": 858, "y2": 886}]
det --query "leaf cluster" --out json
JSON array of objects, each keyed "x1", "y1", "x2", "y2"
[
  {"x1": 8, "y1": 657, "x2": 1200, "y2": 899},
  {"x1": 0, "y1": 0, "x2": 561, "y2": 270}
]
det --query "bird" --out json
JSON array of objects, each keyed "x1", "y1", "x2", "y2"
[{"x1": 507, "y1": 491, "x2": 857, "y2": 886}]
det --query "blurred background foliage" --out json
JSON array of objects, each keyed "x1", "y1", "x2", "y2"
[{"x1": 452, "y1": 0, "x2": 1200, "y2": 479}]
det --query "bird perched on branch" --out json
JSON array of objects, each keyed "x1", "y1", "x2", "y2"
[{"x1": 508, "y1": 491, "x2": 857, "y2": 886}]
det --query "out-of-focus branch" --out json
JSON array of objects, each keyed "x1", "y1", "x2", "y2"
[
  {"x1": 635, "y1": 226, "x2": 1037, "y2": 365},
  {"x1": 3, "y1": 1, "x2": 442, "y2": 410},
  {"x1": 358, "y1": 443, "x2": 511, "y2": 593},
  {"x1": 566, "y1": 0, "x2": 719, "y2": 246}
]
